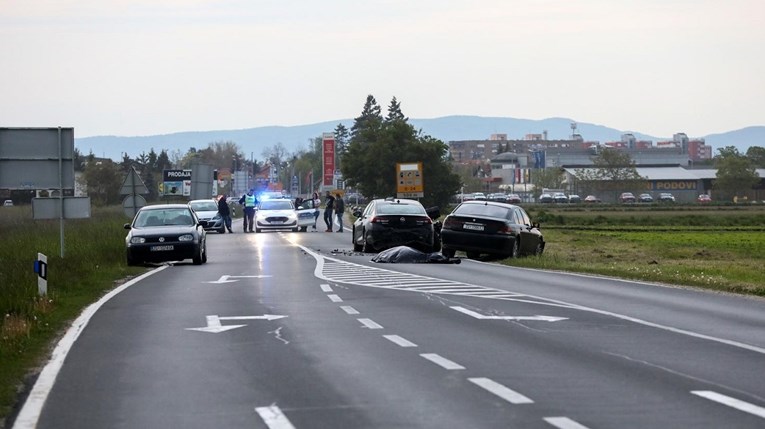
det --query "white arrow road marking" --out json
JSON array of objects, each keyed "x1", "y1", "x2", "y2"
[
  {"x1": 206, "y1": 275, "x2": 273, "y2": 284},
  {"x1": 186, "y1": 314, "x2": 288, "y2": 333},
  {"x1": 451, "y1": 306, "x2": 568, "y2": 322}
]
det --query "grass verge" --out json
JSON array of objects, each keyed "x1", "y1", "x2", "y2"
[{"x1": 0, "y1": 205, "x2": 147, "y2": 423}]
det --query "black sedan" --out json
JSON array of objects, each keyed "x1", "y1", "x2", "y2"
[
  {"x1": 124, "y1": 204, "x2": 208, "y2": 265},
  {"x1": 440, "y1": 200, "x2": 544, "y2": 259},
  {"x1": 352, "y1": 197, "x2": 435, "y2": 252}
]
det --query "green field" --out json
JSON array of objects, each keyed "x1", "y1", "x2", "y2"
[{"x1": 1, "y1": 203, "x2": 764, "y2": 423}]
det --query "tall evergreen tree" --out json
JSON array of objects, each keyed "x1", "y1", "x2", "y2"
[
  {"x1": 334, "y1": 123, "x2": 350, "y2": 165},
  {"x1": 385, "y1": 96, "x2": 407, "y2": 123},
  {"x1": 350, "y1": 94, "x2": 383, "y2": 144},
  {"x1": 342, "y1": 95, "x2": 460, "y2": 208}
]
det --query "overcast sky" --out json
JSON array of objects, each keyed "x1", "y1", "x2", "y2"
[{"x1": 1, "y1": 0, "x2": 763, "y2": 139}]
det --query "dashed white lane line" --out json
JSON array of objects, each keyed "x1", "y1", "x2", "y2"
[
  {"x1": 544, "y1": 416, "x2": 591, "y2": 429},
  {"x1": 358, "y1": 318, "x2": 384, "y2": 329},
  {"x1": 255, "y1": 405, "x2": 296, "y2": 429},
  {"x1": 383, "y1": 335, "x2": 418, "y2": 348},
  {"x1": 691, "y1": 390, "x2": 765, "y2": 419},
  {"x1": 420, "y1": 353, "x2": 466, "y2": 370},
  {"x1": 320, "y1": 284, "x2": 333, "y2": 292},
  {"x1": 468, "y1": 377, "x2": 534, "y2": 404},
  {"x1": 340, "y1": 306, "x2": 360, "y2": 315},
  {"x1": 327, "y1": 294, "x2": 343, "y2": 303}
]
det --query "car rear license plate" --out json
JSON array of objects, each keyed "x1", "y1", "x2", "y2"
[
  {"x1": 150, "y1": 245, "x2": 174, "y2": 251},
  {"x1": 463, "y1": 224, "x2": 484, "y2": 231}
]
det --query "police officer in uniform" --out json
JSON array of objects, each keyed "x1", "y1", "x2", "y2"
[{"x1": 239, "y1": 189, "x2": 258, "y2": 232}]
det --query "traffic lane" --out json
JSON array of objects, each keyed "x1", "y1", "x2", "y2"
[
  {"x1": 35, "y1": 233, "x2": 370, "y2": 428},
  {"x1": 327, "y1": 251, "x2": 765, "y2": 351},
  {"x1": 32, "y1": 233, "x2": 541, "y2": 428},
  {"x1": 321, "y1": 279, "x2": 765, "y2": 428}
]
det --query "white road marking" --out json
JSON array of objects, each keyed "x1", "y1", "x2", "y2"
[
  {"x1": 300, "y1": 246, "x2": 765, "y2": 356},
  {"x1": 420, "y1": 353, "x2": 465, "y2": 370},
  {"x1": 320, "y1": 283, "x2": 333, "y2": 292},
  {"x1": 544, "y1": 416, "x2": 591, "y2": 429},
  {"x1": 340, "y1": 306, "x2": 360, "y2": 315},
  {"x1": 451, "y1": 306, "x2": 567, "y2": 322},
  {"x1": 468, "y1": 377, "x2": 534, "y2": 404},
  {"x1": 358, "y1": 318, "x2": 383, "y2": 329},
  {"x1": 255, "y1": 405, "x2": 296, "y2": 429},
  {"x1": 328, "y1": 294, "x2": 343, "y2": 303},
  {"x1": 384, "y1": 335, "x2": 418, "y2": 347},
  {"x1": 12, "y1": 266, "x2": 169, "y2": 429},
  {"x1": 691, "y1": 390, "x2": 765, "y2": 419}
]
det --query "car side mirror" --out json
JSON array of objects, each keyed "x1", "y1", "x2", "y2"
[
  {"x1": 352, "y1": 209, "x2": 362, "y2": 218},
  {"x1": 124, "y1": 223, "x2": 131, "y2": 230},
  {"x1": 532, "y1": 222, "x2": 541, "y2": 229}
]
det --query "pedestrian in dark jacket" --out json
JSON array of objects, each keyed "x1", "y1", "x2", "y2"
[
  {"x1": 217, "y1": 194, "x2": 233, "y2": 233},
  {"x1": 323, "y1": 190, "x2": 335, "y2": 232},
  {"x1": 334, "y1": 194, "x2": 345, "y2": 232}
]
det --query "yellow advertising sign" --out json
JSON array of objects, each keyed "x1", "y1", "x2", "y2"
[{"x1": 397, "y1": 162, "x2": 424, "y2": 198}]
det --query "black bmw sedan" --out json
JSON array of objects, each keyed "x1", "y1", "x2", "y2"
[
  {"x1": 352, "y1": 197, "x2": 435, "y2": 252},
  {"x1": 440, "y1": 200, "x2": 544, "y2": 259},
  {"x1": 124, "y1": 204, "x2": 208, "y2": 265}
]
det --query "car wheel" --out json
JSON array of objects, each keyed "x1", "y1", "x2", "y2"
[
  {"x1": 255, "y1": 227, "x2": 261, "y2": 233},
  {"x1": 300, "y1": 226, "x2": 307, "y2": 232},
  {"x1": 293, "y1": 227, "x2": 299, "y2": 232},
  {"x1": 441, "y1": 247, "x2": 456, "y2": 258},
  {"x1": 352, "y1": 227, "x2": 363, "y2": 251},
  {"x1": 533, "y1": 242, "x2": 544, "y2": 256},
  {"x1": 510, "y1": 238, "x2": 521, "y2": 258},
  {"x1": 126, "y1": 253, "x2": 140, "y2": 266},
  {"x1": 218, "y1": 227, "x2": 225, "y2": 234},
  {"x1": 362, "y1": 231, "x2": 373, "y2": 253},
  {"x1": 466, "y1": 251, "x2": 480, "y2": 259},
  {"x1": 201, "y1": 243, "x2": 208, "y2": 263},
  {"x1": 193, "y1": 246, "x2": 204, "y2": 265}
]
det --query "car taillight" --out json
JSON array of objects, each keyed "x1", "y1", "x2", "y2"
[
  {"x1": 497, "y1": 225, "x2": 514, "y2": 235},
  {"x1": 370, "y1": 217, "x2": 389, "y2": 224},
  {"x1": 443, "y1": 218, "x2": 460, "y2": 229}
]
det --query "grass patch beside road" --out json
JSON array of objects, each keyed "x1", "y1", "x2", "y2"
[
  {"x1": 503, "y1": 211, "x2": 765, "y2": 296},
  {"x1": 0, "y1": 205, "x2": 147, "y2": 423}
]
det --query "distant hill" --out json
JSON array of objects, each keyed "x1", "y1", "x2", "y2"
[{"x1": 75, "y1": 116, "x2": 764, "y2": 160}]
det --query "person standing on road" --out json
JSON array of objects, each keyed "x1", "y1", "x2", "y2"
[
  {"x1": 334, "y1": 193, "x2": 345, "y2": 232},
  {"x1": 217, "y1": 194, "x2": 233, "y2": 233},
  {"x1": 312, "y1": 191, "x2": 321, "y2": 230},
  {"x1": 238, "y1": 188, "x2": 258, "y2": 232},
  {"x1": 323, "y1": 190, "x2": 335, "y2": 232}
]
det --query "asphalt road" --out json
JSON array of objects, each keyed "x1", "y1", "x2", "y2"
[{"x1": 13, "y1": 223, "x2": 765, "y2": 428}]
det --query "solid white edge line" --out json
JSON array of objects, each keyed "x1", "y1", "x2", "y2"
[
  {"x1": 12, "y1": 265, "x2": 169, "y2": 429},
  {"x1": 357, "y1": 318, "x2": 383, "y2": 329},
  {"x1": 468, "y1": 377, "x2": 534, "y2": 404},
  {"x1": 255, "y1": 405, "x2": 296, "y2": 429},
  {"x1": 420, "y1": 353, "x2": 465, "y2": 370},
  {"x1": 383, "y1": 335, "x2": 418, "y2": 348},
  {"x1": 544, "y1": 416, "x2": 591, "y2": 429},
  {"x1": 691, "y1": 390, "x2": 765, "y2": 419},
  {"x1": 327, "y1": 294, "x2": 343, "y2": 303}
]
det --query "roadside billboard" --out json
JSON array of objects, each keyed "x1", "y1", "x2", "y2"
[{"x1": 322, "y1": 133, "x2": 335, "y2": 188}]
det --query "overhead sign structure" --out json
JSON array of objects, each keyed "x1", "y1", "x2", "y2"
[
  {"x1": 322, "y1": 133, "x2": 335, "y2": 188},
  {"x1": 397, "y1": 162, "x2": 424, "y2": 198},
  {"x1": 0, "y1": 127, "x2": 75, "y2": 190}
]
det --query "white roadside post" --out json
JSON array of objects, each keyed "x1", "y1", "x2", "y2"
[{"x1": 35, "y1": 252, "x2": 48, "y2": 296}]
